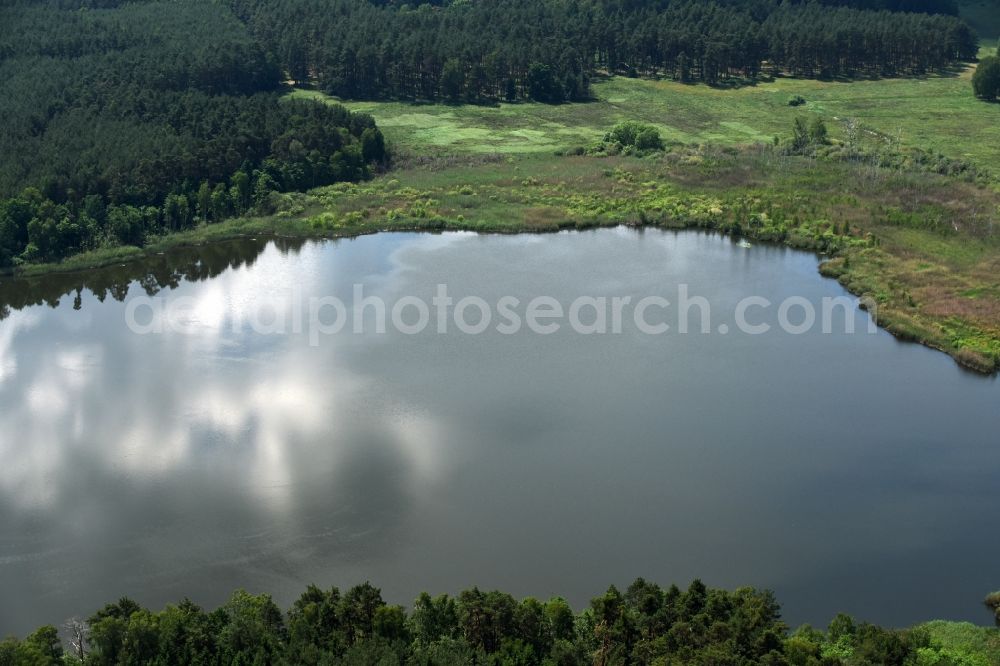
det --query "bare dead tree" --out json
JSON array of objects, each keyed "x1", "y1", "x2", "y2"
[{"x1": 63, "y1": 617, "x2": 88, "y2": 662}]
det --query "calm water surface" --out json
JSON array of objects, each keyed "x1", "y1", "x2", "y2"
[{"x1": 0, "y1": 228, "x2": 998, "y2": 634}]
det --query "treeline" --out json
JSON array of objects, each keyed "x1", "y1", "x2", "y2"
[
  {"x1": 0, "y1": 0, "x2": 387, "y2": 268},
  {"x1": 0, "y1": 579, "x2": 962, "y2": 666},
  {"x1": 816, "y1": 0, "x2": 958, "y2": 13},
  {"x1": 226, "y1": 0, "x2": 978, "y2": 103},
  {"x1": 0, "y1": 238, "x2": 290, "y2": 322}
]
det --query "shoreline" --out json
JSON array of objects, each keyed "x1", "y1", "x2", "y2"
[{"x1": 3, "y1": 209, "x2": 997, "y2": 376}]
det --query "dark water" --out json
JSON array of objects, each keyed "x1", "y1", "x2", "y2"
[{"x1": 0, "y1": 229, "x2": 997, "y2": 635}]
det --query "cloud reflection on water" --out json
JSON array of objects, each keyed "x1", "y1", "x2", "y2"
[{"x1": 0, "y1": 230, "x2": 998, "y2": 634}]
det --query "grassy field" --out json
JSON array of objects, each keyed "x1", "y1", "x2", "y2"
[{"x1": 292, "y1": 45, "x2": 1000, "y2": 172}]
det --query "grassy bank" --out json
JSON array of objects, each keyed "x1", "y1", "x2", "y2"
[
  {"x1": 298, "y1": 150, "x2": 1000, "y2": 372},
  {"x1": 15, "y1": 144, "x2": 998, "y2": 373}
]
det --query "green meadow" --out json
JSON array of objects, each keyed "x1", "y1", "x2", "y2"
[{"x1": 291, "y1": 46, "x2": 1000, "y2": 172}]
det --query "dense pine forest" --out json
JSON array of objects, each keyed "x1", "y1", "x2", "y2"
[
  {"x1": 229, "y1": 0, "x2": 977, "y2": 103},
  {"x1": 4, "y1": 579, "x2": 996, "y2": 665},
  {"x1": 0, "y1": 0, "x2": 387, "y2": 268}
]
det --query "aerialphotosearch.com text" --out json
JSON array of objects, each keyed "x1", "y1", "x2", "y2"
[{"x1": 125, "y1": 283, "x2": 878, "y2": 345}]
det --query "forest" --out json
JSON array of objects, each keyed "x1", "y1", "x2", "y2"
[
  {"x1": 0, "y1": 0, "x2": 387, "y2": 268},
  {"x1": 3, "y1": 579, "x2": 995, "y2": 666},
  {"x1": 228, "y1": 0, "x2": 978, "y2": 103}
]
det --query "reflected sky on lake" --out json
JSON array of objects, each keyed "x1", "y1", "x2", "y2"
[{"x1": 1, "y1": 229, "x2": 998, "y2": 635}]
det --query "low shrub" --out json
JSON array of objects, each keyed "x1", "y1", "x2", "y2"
[{"x1": 604, "y1": 121, "x2": 664, "y2": 152}]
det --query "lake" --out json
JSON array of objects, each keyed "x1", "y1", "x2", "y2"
[{"x1": 1, "y1": 228, "x2": 997, "y2": 635}]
